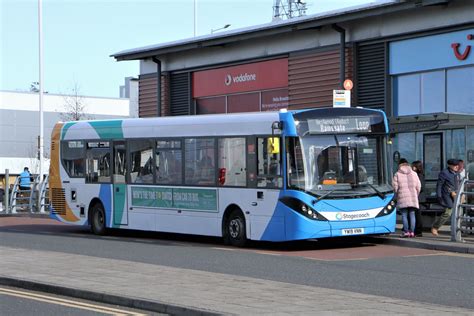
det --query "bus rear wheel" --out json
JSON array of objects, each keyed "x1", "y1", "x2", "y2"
[
  {"x1": 225, "y1": 210, "x2": 247, "y2": 247},
  {"x1": 91, "y1": 203, "x2": 106, "y2": 235}
]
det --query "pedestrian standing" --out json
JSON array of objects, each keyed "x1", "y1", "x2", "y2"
[
  {"x1": 431, "y1": 159, "x2": 461, "y2": 236},
  {"x1": 393, "y1": 158, "x2": 421, "y2": 238},
  {"x1": 0, "y1": 184, "x2": 4, "y2": 212},
  {"x1": 458, "y1": 160, "x2": 466, "y2": 180},
  {"x1": 411, "y1": 160, "x2": 425, "y2": 237}
]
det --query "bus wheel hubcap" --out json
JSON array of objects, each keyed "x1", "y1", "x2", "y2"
[
  {"x1": 229, "y1": 219, "x2": 240, "y2": 238},
  {"x1": 96, "y1": 211, "x2": 103, "y2": 225}
]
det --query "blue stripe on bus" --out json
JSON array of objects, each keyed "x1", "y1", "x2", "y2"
[
  {"x1": 260, "y1": 191, "x2": 395, "y2": 241},
  {"x1": 99, "y1": 184, "x2": 113, "y2": 228}
]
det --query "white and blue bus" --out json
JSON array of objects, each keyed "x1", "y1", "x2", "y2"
[{"x1": 49, "y1": 107, "x2": 395, "y2": 246}]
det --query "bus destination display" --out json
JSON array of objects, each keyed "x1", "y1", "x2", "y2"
[{"x1": 307, "y1": 117, "x2": 372, "y2": 133}]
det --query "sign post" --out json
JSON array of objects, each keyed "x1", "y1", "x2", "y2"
[
  {"x1": 333, "y1": 90, "x2": 351, "y2": 108},
  {"x1": 333, "y1": 79, "x2": 353, "y2": 108},
  {"x1": 343, "y1": 79, "x2": 353, "y2": 91}
]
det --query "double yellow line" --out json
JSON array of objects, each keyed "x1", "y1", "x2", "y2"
[{"x1": 0, "y1": 287, "x2": 147, "y2": 315}]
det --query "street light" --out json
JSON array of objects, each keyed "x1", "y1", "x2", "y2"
[{"x1": 211, "y1": 24, "x2": 230, "y2": 34}]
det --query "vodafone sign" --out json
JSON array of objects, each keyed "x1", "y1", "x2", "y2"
[{"x1": 193, "y1": 58, "x2": 288, "y2": 98}]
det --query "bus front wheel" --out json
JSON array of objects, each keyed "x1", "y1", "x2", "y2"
[
  {"x1": 91, "y1": 203, "x2": 106, "y2": 235},
  {"x1": 225, "y1": 210, "x2": 247, "y2": 247}
]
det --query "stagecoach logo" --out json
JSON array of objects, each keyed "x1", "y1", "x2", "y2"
[
  {"x1": 335, "y1": 211, "x2": 371, "y2": 221},
  {"x1": 224, "y1": 72, "x2": 257, "y2": 86}
]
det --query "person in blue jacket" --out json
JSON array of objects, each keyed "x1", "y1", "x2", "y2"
[
  {"x1": 431, "y1": 159, "x2": 461, "y2": 236},
  {"x1": 19, "y1": 167, "x2": 32, "y2": 191}
]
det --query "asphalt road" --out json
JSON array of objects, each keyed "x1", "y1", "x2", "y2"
[
  {"x1": 0, "y1": 285, "x2": 164, "y2": 316},
  {"x1": 1, "y1": 217, "x2": 473, "y2": 310}
]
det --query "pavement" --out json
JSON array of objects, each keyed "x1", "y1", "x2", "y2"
[
  {"x1": 374, "y1": 223, "x2": 474, "y2": 254},
  {"x1": 1, "y1": 213, "x2": 473, "y2": 315}
]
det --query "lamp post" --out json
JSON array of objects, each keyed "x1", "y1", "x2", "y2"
[
  {"x1": 194, "y1": 0, "x2": 197, "y2": 36},
  {"x1": 38, "y1": 0, "x2": 44, "y2": 180},
  {"x1": 211, "y1": 24, "x2": 230, "y2": 34}
]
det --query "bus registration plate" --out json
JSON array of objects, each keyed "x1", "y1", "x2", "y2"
[{"x1": 341, "y1": 228, "x2": 364, "y2": 235}]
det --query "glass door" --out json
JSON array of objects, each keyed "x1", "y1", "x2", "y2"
[{"x1": 113, "y1": 141, "x2": 128, "y2": 225}]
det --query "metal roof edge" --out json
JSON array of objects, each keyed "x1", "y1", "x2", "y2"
[{"x1": 111, "y1": 0, "x2": 409, "y2": 61}]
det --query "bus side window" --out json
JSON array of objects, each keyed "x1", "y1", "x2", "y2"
[
  {"x1": 257, "y1": 137, "x2": 282, "y2": 188},
  {"x1": 61, "y1": 140, "x2": 85, "y2": 178},
  {"x1": 156, "y1": 139, "x2": 183, "y2": 185},
  {"x1": 185, "y1": 138, "x2": 215, "y2": 186},
  {"x1": 129, "y1": 139, "x2": 154, "y2": 184},
  {"x1": 218, "y1": 137, "x2": 246, "y2": 187}
]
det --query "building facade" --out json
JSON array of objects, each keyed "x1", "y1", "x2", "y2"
[
  {"x1": 0, "y1": 91, "x2": 130, "y2": 181},
  {"x1": 112, "y1": 0, "x2": 474, "y2": 198}
]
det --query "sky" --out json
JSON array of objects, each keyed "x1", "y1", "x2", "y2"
[{"x1": 0, "y1": 0, "x2": 374, "y2": 98}]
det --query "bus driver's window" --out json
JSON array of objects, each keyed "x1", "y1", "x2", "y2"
[{"x1": 257, "y1": 137, "x2": 282, "y2": 188}]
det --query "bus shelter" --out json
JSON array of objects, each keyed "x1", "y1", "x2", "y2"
[{"x1": 389, "y1": 113, "x2": 474, "y2": 202}]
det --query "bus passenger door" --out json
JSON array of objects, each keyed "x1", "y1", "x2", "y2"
[
  {"x1": 247, "y1": 136, "x2": 284, "y2": 241},
  {"x1": 113, "y1": 141, "x2": 128, "y2": 226}
]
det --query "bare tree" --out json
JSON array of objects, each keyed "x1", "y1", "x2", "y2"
[
  {"x1": 60, "y1": 82, "x2": 93, "y2": 121},
  {"x1": 30, "y1": 82, "x2": 40, "y2": 92}
]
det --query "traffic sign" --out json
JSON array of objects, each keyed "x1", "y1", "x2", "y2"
[{"x1": 343, "y1": 79, "x2": 353, "y2": 91}]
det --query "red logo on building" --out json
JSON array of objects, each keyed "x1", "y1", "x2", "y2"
[
  {"x1": 451, "y1": 34, "x2": 473, "y2": 61},
  {"x1": 192, "y1": 58, "x2": 288, "y2": 98}
]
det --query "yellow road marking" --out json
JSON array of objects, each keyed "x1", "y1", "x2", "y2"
[{"x1": 0, "y1": 287, "x2": 146, "y2": 316}]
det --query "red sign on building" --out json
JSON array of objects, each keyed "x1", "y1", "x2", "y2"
[{"x1": 192, "y1": 58, "x2": 288, "y2": 98}]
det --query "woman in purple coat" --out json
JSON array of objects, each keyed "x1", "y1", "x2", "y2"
[{"x1": 393, "y1": 158, "x2": 421, "y2": 238}]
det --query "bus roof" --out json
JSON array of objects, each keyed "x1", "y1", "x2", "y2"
[{"x1": 57, "y1": 107, "x2": 387, "y2": 140}]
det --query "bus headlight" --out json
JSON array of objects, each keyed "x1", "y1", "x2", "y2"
[
  {"x1": 376, "y1": 198, "x2": 396, "y2": 217},
  {"x1": 280, "y1": 197, "x2": 328, "y2": 221}
]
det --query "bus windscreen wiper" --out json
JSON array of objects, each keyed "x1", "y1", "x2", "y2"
[
  {"x1": 313, "y1": 189, "x2": 336, "y2": 205},
  {"x1": 364, "y1": 183, "x2": 385, "y2": 200}
]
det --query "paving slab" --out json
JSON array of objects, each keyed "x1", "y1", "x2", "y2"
[{"x1": 1, "y1": 246, "x2": 473, "y2": 315}]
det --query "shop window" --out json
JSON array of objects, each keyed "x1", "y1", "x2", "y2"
[
  {"x1": 394, "y1": 71, "x2": 446, "y2": 116},
  {"x1": 394, "y1": 74, "x2": 420, "y2": 116},
  {"x1": 217, "y1": 138, "x2": 246, "y2": 187},
  {"x1": 156, "y1": 140, "x2": 182, "y2": 185},
  {"x1": 392, "y1": 133, "x2": 415, "y2": 173},
  {"x1": 196, "y1": 96, "x2": 226, "y2": 114},
  {"x1": 227, "y1": 93, "x2": 259, "y2": 113},
  {"x1": 423, "y1": 133, "x2": 443, "y2": 181},
  {"x1": 257, "y1": 137, "x2": 282, "y2": 188},
  {"x1": 421, "y1": 71, "x2": 445, "y2": 114},
  {"x1": 447, "y1": 66, "x2": 474, "y2": 114},
  {"x1": 61, "y1": 140, "x2": 85, "y2": 178},
  {"x1": 85, "y1": 142, "x2": 111, "y2": 183},
  {"x1": 261, "y1": 89, "x2": 288, "y2": 111},
  {"x1": 129, "y1": 140, "x2": 154, "y2": 184},
  {"x1": 447, "y1": 129, "x2": 466, "y2": 162},
  {"x1": 185, "y1": 138, "x2": 215, "y2": 185},
  {"x1": 468, "y1": 128, "x2": 474, "y2": 164}
]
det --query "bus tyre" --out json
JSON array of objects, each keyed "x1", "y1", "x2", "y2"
[
  {"x1": 91, "y1": 203, "x2": 106, "y2": 235},
  {"x1": 225, "y1": 210, "x2": 247, "y2": 247}
]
